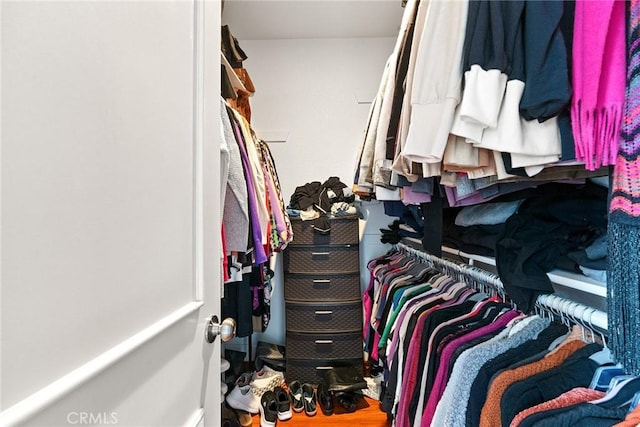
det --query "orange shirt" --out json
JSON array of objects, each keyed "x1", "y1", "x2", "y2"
[{"x1": 479, "y1": 338, "x2": 586, "y2": 427}]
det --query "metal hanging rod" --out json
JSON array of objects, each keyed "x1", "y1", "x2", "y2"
[
  {"x1": 535, "y1": 293, "x2": 608, "y2": 333},
  {"x1": 393, "y1": 241, "x2": 608, "y2": 334},
  {"x1": 394, "y1": 242, "x2": 507, "y2": 299}
]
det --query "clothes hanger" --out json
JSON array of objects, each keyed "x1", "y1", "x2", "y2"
[
  {"x1": 584, "y1": 306, "x2": 614, "y2": 365},
  {"x1": 582, "y1": 304, "x2": 624, "y2": 390},
  {"x1": 590, "y1": 365, "x2": 627, "y2": 391},
  {"x1": 589, "y1": 377, "x2": 640, "y2": 409},
  {"x1": 220, "y1": 52, "x2": 247, "y2": 93},
  {"x1": 628, "y1": 390, "x2": 640, "y2": 413}
]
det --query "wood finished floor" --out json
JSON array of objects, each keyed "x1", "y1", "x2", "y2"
[{"x1": 250, "y1": 396, "x2": 391, "y2": 426}]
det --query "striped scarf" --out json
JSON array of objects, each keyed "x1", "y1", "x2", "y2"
[{"x1": 609, "y1": 0, "x2": 640, "y2": 376}]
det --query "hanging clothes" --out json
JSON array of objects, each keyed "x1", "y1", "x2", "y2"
[
  {"x1": 363, "y1": 246, "x2": 633, "y2": 427},
  {"x1": 353, "y1": 0, "x2": 616, "y2": 206},
  {"x1": 219, "y1": 97, "x2": 292, "y2": 335}
]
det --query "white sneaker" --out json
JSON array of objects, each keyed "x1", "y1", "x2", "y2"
[
  {"x1": 251, "y1": 366, "x2": 284, "y2": 396},
  {"x1": 362, "y1": 374, "x2": 383, "y2": 401},
  {"x1": 226, "y1": 374, "x2": 260, "y2": 414}
]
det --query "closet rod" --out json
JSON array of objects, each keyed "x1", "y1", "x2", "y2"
[
  {"x1": 394, "y1": 241, "x2": 608, "y2": 333},
  {"x1": 394, "y1": 242, "x2": 506, "y2": 297},
  {"x1": 535, "y1": 293, "x2": 608, "y2": 333}
]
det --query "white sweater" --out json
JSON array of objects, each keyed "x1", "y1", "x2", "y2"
[{"x1": 403, "y1": 0, "x2": 469, "y2": 164}]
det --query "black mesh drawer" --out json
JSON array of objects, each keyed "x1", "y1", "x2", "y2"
[
  {"x1": 286, "y1": 332, "x2": 363, "y2": 360},
  {"x1": 284, "y1": 245, "x2": 359, "y2": 274},
  {"x1": 284, "y1": 272, "x2": 361, "y2": 302},
  {"x1": 290, "y1": 216, "x2": 359, "y2": 246},
  {"x1": 285, "y1": 358, "x2": 363, "y2": 386},
  {"x1": 285, "y1": 301, "x2": 362, "y2": 333}
]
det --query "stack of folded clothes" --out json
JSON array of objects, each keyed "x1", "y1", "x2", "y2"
[{"x1": 568, "y1": 234, "x2": 608, "y2": 283}]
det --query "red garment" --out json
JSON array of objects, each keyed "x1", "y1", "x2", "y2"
[
  {"x1": 510, "y1": 387, "x2": 605, "y2": 427},
  {"x1": 614, "y1": 403, "x2": 640, "y2": 427},
  {"x1": 221, "y1": 224, "x2": 229, "y2": 282}
]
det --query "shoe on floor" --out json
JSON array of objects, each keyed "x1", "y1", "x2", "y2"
[
  {"x1": 302, "y1": 383, "x2": 317, "y2": 417},
  {"x1": 251, "y1": 366, "x2": 284, "y2": 395},
  {"x1": 226, "y1": 374, "x2": 260, "y2": 414},
  {"x1": 259, "y1": 390, "x2": 278, "y2": 427},
  {"x1": 274, "y1": 385, "x2": 292, "y2": 420},
  {"x1": 336, "y1": 391, "x2": 357, "y2": 413},
  {"x1": 317, "y1": 380, "x2": 334, "y2": 416},
  {"x1": 234, "y1": 410, "x2": 252, "y2": 427},
  {"x1": 288, "y1": 380, "x2": 304, "y2": 413}
]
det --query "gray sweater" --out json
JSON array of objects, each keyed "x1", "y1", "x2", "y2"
[
  {"x1": 431, "y1": 315, "x2": 550, "y2": 427},
  {"x1": 221, "y1": 99, "x2": 249, "y2": 253}
]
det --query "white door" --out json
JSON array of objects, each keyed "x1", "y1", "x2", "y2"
[{"x1": 0, "y1": 1, "x2": 225, "y2": 426}]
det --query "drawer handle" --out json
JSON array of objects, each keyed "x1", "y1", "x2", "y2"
[
  {"x1": 311, "y1": 252, "x2": 330, "y2": 256},
  {"x1": 316, "y1": 366, "x2": 333, "y2": 371},
  {"x1": 312, "y1": 279, "x2": 331, "y2": 284},
  {"x1": 315, "y1": 339, "x2": 333, "y2": 344},
  {"x1": 314, "y1": 310, "x2": 333, "y2": 315}
]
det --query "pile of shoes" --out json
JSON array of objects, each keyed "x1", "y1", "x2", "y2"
[
  {"x1": 226, "y1": 366, "x2": 291, "y2": 427},
  {"x1": 324, "y1": 366, "x2": 368, "y2": 413},
  {"x1": 287, "y1": 381, "x2": 318, "y2": 417}
]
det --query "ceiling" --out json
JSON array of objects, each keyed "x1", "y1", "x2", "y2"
[{"x1": 221, "y1": 0, "x2": 404, "y2": 40}]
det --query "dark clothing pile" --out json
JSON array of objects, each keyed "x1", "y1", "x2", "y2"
[
  {"x1": 288, "y1": 177, "x2": 354, "y2": 234},
  {"x1": 442, "y1": 208, "x2": 506, "y2": 258},
  {"x1": 495, "y1": 182, "x2": 608, "y2": 312}
]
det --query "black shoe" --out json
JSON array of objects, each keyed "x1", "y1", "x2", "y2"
[
  {"x1": 302, "y1": 383, "x2": 317, "y2": 416},
  {"x1": 274, "y1": 385, "x2": 292, "y2": 420},
  {"x1": 288, "y1": 380, "x2": 304, "y2": 413},
  {"x1": 336, "y1": 391, "x2": 357, "y2": 413},
  {"x1": 259, "y1": 391, "x2": 278, "y2": 427},
  {"x1": 317, "y1": 380, "x2": 334, "y2": 416}
]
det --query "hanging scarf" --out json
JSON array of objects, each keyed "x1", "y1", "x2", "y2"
[
  {"x1": 609, "y1": 0, "x2": 640, "y2": 376},
  {"x1": 571, "y1": 0, "x2": 626, "y2": 170}
]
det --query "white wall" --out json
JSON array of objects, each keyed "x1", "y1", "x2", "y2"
[
  {"x1": 244, "y1": 37, "x2": 394, "y2": 202},
  {"x1": 225, "y1": 37, "x2": 395, "y2": 351}
]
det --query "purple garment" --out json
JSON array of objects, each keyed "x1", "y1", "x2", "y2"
[
  {"x1": 395, "y1": 290, "x2": 473, "y2": 427},
  {"x1": 231, "y1": 118, "x2": 268, "y2": 264},
  {"x1": 370, "y1": 264, "x2": 402, "y2": 360},
  {"x1": 421, "y1": 309, "x2": 520, "y2": 426},
  {"x1": 263, "y1": 164, "x2": 286, "y2": 237},
  {"x1": 402, "y1": 186, "x2": 432, "y2": 205},
  {"x1": 363, "y1": 270, "x2": 375, "y2": 345},
  {"x1": 395, "y1": 305, "x2": 441, "y2": 427},
  {"x1": 386, "y1": 278, "x2": 453, "y2": 362}
]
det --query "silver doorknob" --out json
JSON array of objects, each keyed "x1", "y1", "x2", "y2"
[{"x1": 205, "y1": 315, "x2": 236, "y2": 343}]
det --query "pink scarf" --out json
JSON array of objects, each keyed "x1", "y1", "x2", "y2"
[{"x1": 571, "y1": 0, "x2": 626, "y2": 170}]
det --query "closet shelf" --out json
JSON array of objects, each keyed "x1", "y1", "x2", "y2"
[{"x1": 441, "y1": 246, "x2": 607, "y2": 298}]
